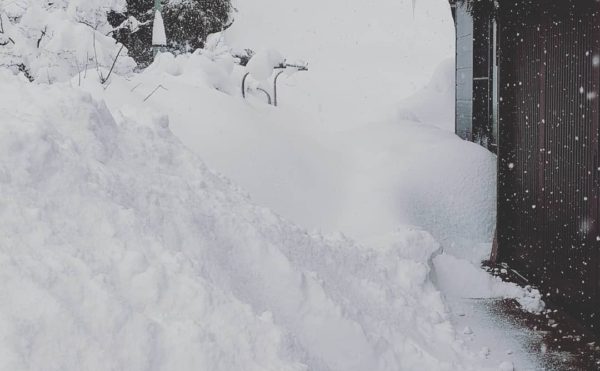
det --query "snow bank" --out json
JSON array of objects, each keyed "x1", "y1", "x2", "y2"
[
  {"x1": 107, "y1": 47, "x2": 496, "y2": 260},
  {"x1": 0, "y1": 0, "x2": 134, "y2": 82},
  {"x1": 222, "y1": 0, "x2": 494, "y2": 256},
  {"x1": 0, "y1": 70, "x2": 495, "y2": 370},
  {"x1": 84, "y1": 51, "x2": 347, "y2": 232},
  {"x1": 305, "y1": 116, "x2": 496, "y2": 266}
]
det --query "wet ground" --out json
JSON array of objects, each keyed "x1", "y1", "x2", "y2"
[
  {"x1": 483, "y1": 265, "x2": 600, "y2": 370},
  {"x1": 487, "y1": 298, "x2": 600, "y2": 370}
]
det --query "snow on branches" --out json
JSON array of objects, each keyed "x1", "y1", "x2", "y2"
[{"x1": 0, "y1": 0, "x2": 135, "y2": 83}]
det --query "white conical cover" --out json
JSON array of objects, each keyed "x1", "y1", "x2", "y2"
[{"x1": 152, "y1": 10, "x2": 167, "y2": 46}]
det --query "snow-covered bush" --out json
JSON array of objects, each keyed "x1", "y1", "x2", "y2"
[
  {"x1": 0, "y1": 0, "x2": 135, "y2": 83},
  {"x1": 109, "y1": 0, "x2": 232, "y2": 67}
]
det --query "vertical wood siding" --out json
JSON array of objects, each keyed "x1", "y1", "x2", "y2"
[{"x1": 498, "y1": 1, "x2": 600, "y2": 328}]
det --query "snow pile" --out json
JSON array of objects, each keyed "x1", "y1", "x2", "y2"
[
  {"x1": 83, "y1": 51, "x2": 346, "y2": 232},
  {"x1": 220, "y1": 0, "x2": 493, "y2": 254},
  {"x1": 0, "y1": 71, "x2": 495, "y2": 370},
  {"x1": 119, "y1": 46, "x2": 495, "y2": 256},
  {"x1": 328, "y1": 119, "x2": 497, "y2": 254},
  {"x1": 106, "y1": 47, "x2": 542, "y2": 360},
  {"x1": 99, "y1": 35, "x2": 532, "y2": 317},
  {"x1": 0, "y1": 0, "x2": 134, "y2": 82}
]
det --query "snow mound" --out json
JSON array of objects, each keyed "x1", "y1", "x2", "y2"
[
  {"x1": 0, "y1": 71, "x2": 491, "y2": 370},
  {"x1": 331, "y1": 119, "x2": 497, "y2": 259}
]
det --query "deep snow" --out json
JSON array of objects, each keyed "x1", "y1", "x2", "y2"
[
  {"x1": 1, "y1": 70, "x2": 486, "y2": 371},
  {"x1": 0, "y1": 0, "x2": 548, "y2": 370}
]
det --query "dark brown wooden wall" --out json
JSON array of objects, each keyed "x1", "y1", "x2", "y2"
[{"x1": 497, "y1": 1, "x2": 600, "y2": 327}]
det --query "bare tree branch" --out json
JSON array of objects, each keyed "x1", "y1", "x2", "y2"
[
  {"x1": 101, "y1": 44, "x2": 124, "y2": 84},
  {"x1": 37, "y1": 26, "x2": 47, "y2": 48},
  {"x1": 92, "y1": 31, "x2": 103, "y2": 81},
  {"x1": 0, "y1": 13, "x2": 15, "y2": 46},
  {"x1": 143, "y1": 85, "x2": 168, "y2": 102}
]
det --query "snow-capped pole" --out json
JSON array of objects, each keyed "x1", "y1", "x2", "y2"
[
  {"x1": 152, "y1": 0, "x2": 167, "y2": 58},
  {"x1": 240, "y1": 49, "x2": 308, "y2": 106}
]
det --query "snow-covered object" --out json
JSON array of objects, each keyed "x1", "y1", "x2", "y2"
[
  {"x1": 246, "y1": 49, "x2": 284, "y2": 81},
  {"x1": 204, "y1": 32, "x2": 224, "y2": 52},
  {"x1": 198, "y1": 32, "x2": 235, "y2": 75},
  {"x1": 226, "y1": 0, "x2": 455, "y2": 126},
  {"x1": 0, "y1": 70, "x2": 496, "y2": 371},
  {"x1": 0, "y1": 0, "x2": 134, "y2": 82},
  {"x1": 152, "y1": 10, "x2": 166, "y2": 46}
]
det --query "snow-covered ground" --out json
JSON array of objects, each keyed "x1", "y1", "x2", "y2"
[{"x1": 0, "y1": 0, "x2": 548, "y2": 370}]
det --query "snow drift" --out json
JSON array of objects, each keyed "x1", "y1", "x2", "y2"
[{"x1": 0, "y1": 70, "x2": 495, "y2": 370}]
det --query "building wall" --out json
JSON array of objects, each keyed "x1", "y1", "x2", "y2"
[
  {"x1": 455, "y1": 3, "x2": 474, "y2": 140},
  {"x1": 497, "y1": 0, "x2": 600, "y2": 330}
]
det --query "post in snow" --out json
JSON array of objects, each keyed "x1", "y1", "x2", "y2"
[{"x1": 152, "y1": 0, "x2": 167, "y2": 58}]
